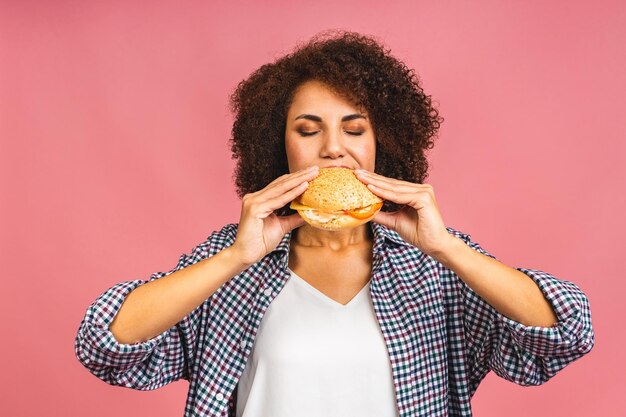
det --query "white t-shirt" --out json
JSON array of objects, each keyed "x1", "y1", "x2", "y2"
[{"x1": 236, "y1": 268, "x2": 399, "y2": 417}]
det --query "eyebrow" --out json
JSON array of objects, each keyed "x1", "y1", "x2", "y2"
[{"x1": 294, "y1": 113, "x2": 367, "y2": 122}]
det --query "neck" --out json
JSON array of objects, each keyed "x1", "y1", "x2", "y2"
[{"x1": 292, "y1": 223, "x2": 373, "y2": 251}]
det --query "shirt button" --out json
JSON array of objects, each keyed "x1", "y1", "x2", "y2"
[
  {"x1": 263, "y1": 288, "x2": 272, "y2": 297},
  {"x1": 216, "y1": 392, "x2": 224, "y2": 401},
  {"x1": 240, "y1": 340, "x2": 247, "y2": 349}
]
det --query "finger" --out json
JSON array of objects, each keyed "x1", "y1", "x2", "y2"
[
  {"x1": 278, "y1": 213, "x2": 307, "y2": 233},
  {"x1": 354, "y1": 170, "x2": 399, "y2": 186},
  {"x1": 365, "y1": 183, "x2": 422, "y2": 206},
  {"x1": 270, "y1": 166, "x2": 319, "y2": 186},
  {"x1": 245, "y1": 169, "x2": 317, "y2": 218},
  {"x1": 262, "y1": 168, "x2": 318, "y2": 200},
  {"x1": 258, "y1": 168, "x2": 309, "y2": 195},
  {"x1": 373, "y1": 181, "x2": 418, "y2": 195},
  {"x1": 263, "y1": 172, "x2": 316, "y2": 203},
  {"x1": 356, "y1": 172, "x2": 433, "y2": 194},
  {"x1": 259, "y1": 179, "x2": 310, "y2": 213},
  {"x1": 360, "y1": 176, "x2": 422, "y2": 194},
  {"x1": 355, "y1": 170, "x2": 428, "y2": 189},
  {"x1": 370, "y1": 210, "x2": 397, "y2": 230}
]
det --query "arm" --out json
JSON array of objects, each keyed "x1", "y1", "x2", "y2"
[
  {"x1": 438, "y1": 230, "x2": 594, "y2": 386},
  {"x1": 74, "y1": 225, "x2": 249, "y2": 390},
  {"x1": 109, "y1": 245, "x2": 248, "y2": 344},
  {"x1": 351, "y1": 170, "x2": 594, "y2": 385},
  {"x1": 432, "y1": 235, "x2": 558, "y2": 328},
  {"x1": 75, "y1": 166, "x2": 313, "y2": 390}
]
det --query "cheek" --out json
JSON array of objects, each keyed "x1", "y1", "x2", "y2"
[
  {"x1": 285, "y1": 136, "x2": 310, "y2": 169},
  {"x1": 357, "y1": 135, "x2": 376, "y2": 163},
  {"x1": 285, "y1": 137, "x2": 305, "y2": 157}
]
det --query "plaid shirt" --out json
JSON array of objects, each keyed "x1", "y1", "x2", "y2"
[{"x1": 75, "y1": 222, "x2": 594, "y2": 417}]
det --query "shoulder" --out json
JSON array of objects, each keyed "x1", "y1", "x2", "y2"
[{"x1": 204, "y1": 223, "x2": 239, "y2": 253}]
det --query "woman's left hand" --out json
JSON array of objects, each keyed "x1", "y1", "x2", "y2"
[{"x1": 354, "y1": 169, "x2": 454, "y2": 257}]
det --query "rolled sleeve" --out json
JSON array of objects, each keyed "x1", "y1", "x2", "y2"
[
  {"x1": 455, "y1": 230, "x2": 595, "y2": 386},
  {"x1": 74, "y1": 234, "x2": 219, "y2": 390},
  {"x1": 75, "y1": 280, "x2": 169, "y2": 369},
  {"x1": 500, "y1": 268, "x2": 594, "y2": 358}
]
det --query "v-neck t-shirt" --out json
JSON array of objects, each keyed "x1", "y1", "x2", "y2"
[{"x1": 235, "y1": 268, "x2": 399, "y2": 417}]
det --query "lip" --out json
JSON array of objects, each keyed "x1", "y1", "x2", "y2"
[{"x1": 321, "y1": 165, "x2": 353, "y2": 169}]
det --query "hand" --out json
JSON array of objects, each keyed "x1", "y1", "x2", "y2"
[
  {"x1": 230, "y1": 165, "x2": 319, "y2": 266},
  {"x1": 354, "y1": 169, "x2": 454, "y2": 257}
]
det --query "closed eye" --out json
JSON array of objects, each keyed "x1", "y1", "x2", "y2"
[{"x1": 297, "y1": 131, "x2": 364, "y2": 137}]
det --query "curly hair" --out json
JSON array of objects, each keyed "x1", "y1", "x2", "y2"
[{"x1": 228, "y1": 30, "x2": 443, "y2": 216}]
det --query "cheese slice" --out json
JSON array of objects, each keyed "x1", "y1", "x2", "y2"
[{"x1": 289, "y1": 200, "x2": 316, "y2": 210}]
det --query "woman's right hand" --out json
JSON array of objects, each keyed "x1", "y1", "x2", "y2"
[{"x1": 229, "y1": 165, "x2": 319, "y2": 266}]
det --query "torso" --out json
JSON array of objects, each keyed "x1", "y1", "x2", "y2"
[{"x1": 288, "y1": 237, "x2": 374, "y2": 305}]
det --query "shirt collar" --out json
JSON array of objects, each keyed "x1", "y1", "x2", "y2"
[{"x1": 271, "y1": 221, "x2": 413, "y2": 258}]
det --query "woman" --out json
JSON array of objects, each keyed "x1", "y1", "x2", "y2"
[{"x1": 75, "y1": 31, "x2": 594, "y2": 417}]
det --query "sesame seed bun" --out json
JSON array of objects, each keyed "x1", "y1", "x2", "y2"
[{"x1": 290, "y1": 167, "x2": 383, "y2": 231}]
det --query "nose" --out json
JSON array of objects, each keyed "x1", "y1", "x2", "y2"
[{"x1": 319, "y1": 129, "x2": 346, "y2": 159}]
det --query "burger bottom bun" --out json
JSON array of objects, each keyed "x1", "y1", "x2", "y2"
[{"x1": 296, "y1": 208, "x2": 382, "y2": 231}]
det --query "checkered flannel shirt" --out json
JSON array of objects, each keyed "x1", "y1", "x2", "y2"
[{"x1": 75, "y1": 222, "x2": 594, "y2": 416}]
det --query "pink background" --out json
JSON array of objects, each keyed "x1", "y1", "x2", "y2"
[{"x1": 2, "y1": 0, "x2": 624, "y2": 416}]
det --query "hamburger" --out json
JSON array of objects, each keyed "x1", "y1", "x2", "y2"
[{"x1": 289, "y1": 167, "x2": 384, "y2": 231}]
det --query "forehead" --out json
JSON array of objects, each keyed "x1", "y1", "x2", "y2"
[{"x1": 288, "y1": 80, "x2": 367, "y2": 116}]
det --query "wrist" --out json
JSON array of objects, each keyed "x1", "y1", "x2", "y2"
[
  {"x1": 223, "y1": 244, "x2": 256, "y2": 270},
  {"x1": 428, "y1": 235, "x2": 464, "y2": 267}
]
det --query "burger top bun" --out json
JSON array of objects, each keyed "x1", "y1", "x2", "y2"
[{"x1": 296, "y1": 167, "x2": 382, "y2": 211}]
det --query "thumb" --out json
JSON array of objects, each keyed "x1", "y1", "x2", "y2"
[
  {"x1": 371, "y1": 211, "x2": 396, "y2": 230},
  {"x1": 278, "y1": 213, "x2": 307, "y2": 234}
]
